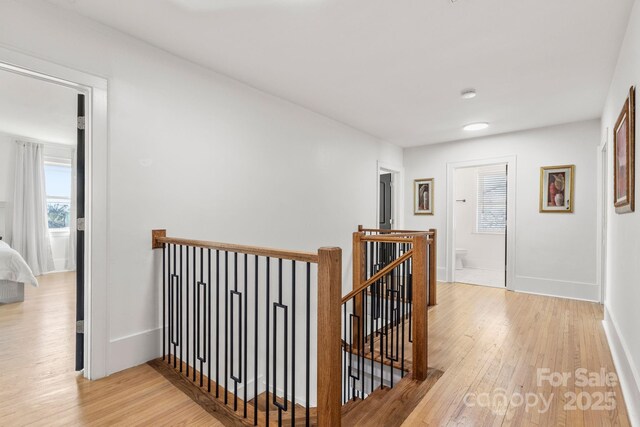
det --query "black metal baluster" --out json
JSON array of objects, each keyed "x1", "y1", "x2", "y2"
[
  {"x1": 401, "y1": 256, "x2": 406, "y2": 377},
  {"x1": 254, "y1": 255, "x2": 259, "y2": 426},
  {"x1": 216, "y1": 250, "x2": 220, "y2": 398},
  {"x1": 244, "y1": 254, "x2": 248, "y2": 419},
  {"x1": 199, "y1": 247, "x2": 205, "y2": 386},
  {"x1": 224, "y1": 251, "x2": 229, "y2": 405},
  {"x1": 265, "y1": 257, "x2": 270, "y2": 426},
  {"x1": 233, "y1": 252, "x2": 238, "y2": 411},
  {"x1": 305, "y1": 262, "x2": 310, "y2": 426},
  {"x1": 183, "y1": 246, "x2": 187, "y2": 374},
  {"x1": 192, "y1": 246, "x2": 197, "y2": 381},
  {"x1": 169, "y1": 244, "x2": 174, "y2": 366},
  {"x1": 208, "y1": 249, "x2": 212, "y2": 393},
  {"x1": 163, "y1": 243, "x2": 166, "y2": 361},
  {"x1": 343, "y1": 303, "x2": 347, "y2": 402},
  {"x1": 179, "y1": 245, "x2": 183, "y2": 371},
  {"x1": 291, "y1": 260, "x2": 296, "y2": 426}
]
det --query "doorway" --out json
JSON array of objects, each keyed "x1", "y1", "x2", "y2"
[
  {"x1": 598, "y1": 138, "x2": 608, "y2": 304},
  {"x1": 0, "y1": 67, "x2": 85, "y2": 370},
  {"x1": 0, "y1": 48, "x2": 108, "y2": 379},
  {"x1": 453, "y1": 164, "x2": 507, "y2": 287},
  {"x1": 446, "y1": 156, "x2": 516, "y2": 289},
  {"x1": 376, "y1": 162, "x2": 404, "y2": 230}
]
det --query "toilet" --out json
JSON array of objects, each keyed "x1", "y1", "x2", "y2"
[{"x1": 455, "y1": 248, "x2": 468, "y2": 270}]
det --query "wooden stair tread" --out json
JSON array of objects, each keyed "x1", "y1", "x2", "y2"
[
  {"x1": 149, "y1": 357, "x2": 317, "y2": 426},
  {"x1": 341, "y1": 368, "x2": 444, "y2": 427}
]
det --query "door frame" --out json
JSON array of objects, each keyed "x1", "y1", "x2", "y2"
[
  {"x1": 445, "y1": 156, "x2": 517, "y2": 289},
  {"x1": 376, "y1": 161, "x2": 405, "y2": 230},
  {"x1": 0, "y1": 47, "x2": 109, "y2": 380},
  {"x1": 597, "y1": 133, "x2": 608, "y2": 305}
]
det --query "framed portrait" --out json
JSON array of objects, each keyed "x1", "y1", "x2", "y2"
[
  {"x1": 614, "y1": 86, "x2": 635, "y2": 214},
  {"x1": 539, "y1": 165, "x2": 575, "y2": 213},
  {"x1": 414, "y1": 178, "x2": 434, "y2": 215}
]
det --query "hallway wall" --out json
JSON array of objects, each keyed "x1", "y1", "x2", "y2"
[
  {"x1": 600, "y1": 0, "x2": 640, "y2": 420},
  {"x1": 0, "y1": 0, "x2": 402, "y2": 376},
  {"x1": 404, "y1": 120, "x2": 600, "y2": 301}
]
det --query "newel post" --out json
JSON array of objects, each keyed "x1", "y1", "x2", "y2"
[
  {"x1": 412, "y1": 234, "x2": 429, "y2": 380},
  {"x1": 429, "y1": 229, "x2": 437, "y2": 306},
  {"x1": 352, "y1": 232, "x2": 366, "y2": 348},
  {"x1": 317, "y1": 247, "x2": 342, "y2": 427}
]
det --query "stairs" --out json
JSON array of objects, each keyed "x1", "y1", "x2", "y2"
[{"x1": 341, "y1": 369, "x2": 443, "y2": 426}]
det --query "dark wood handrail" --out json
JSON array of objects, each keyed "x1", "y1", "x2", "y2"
[
  {"x1": 152, "y1": 230, "x2": 319, "y2": 263},
  {"x1": 341, "y1": 249, "x2": 413, "y2": 303}
]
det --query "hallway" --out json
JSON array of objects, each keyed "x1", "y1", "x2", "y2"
[{"x1": 0, "y1": 275, "x2": 630, "y2": 426}]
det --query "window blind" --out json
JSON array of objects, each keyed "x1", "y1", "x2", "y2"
[{"x1": 476, "y1": 165, "x2": 507, "y2": 233}]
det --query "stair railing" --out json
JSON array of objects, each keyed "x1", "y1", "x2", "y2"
[
  {"x1": 151, "y1": 230, "x2": 342, "y2": 426},
  {"x1": 340, "y1": 227, "x2": 436, "y2": 406}
]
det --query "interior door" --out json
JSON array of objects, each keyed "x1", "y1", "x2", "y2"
[
  {"x1": 379, "y1": 173, "x2": 392, "y2": 230},
  {"x1": 75, "y1": 94, "x2": 85, "y2": 371}
]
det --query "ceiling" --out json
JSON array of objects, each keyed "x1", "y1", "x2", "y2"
[
  {"x1": 0, "y1": 69, "x2": 77, "y2": 145},
  {"x1": 47, "y1": 0, "x2": 634, "y2": 146}
]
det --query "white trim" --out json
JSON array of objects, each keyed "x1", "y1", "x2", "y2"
[
  {"x1": 597, "y1": 133, "x2": 608, "y2": 305},
  {"x1": 603, "y1": 307, "x2": 640, "y2": 426},
  {"x1": 445, "y1": 156, "x2": 516, "y2": 289},
  {"x1": 0, "y1": 47, "x2": 109, "y2": 380},
  {"x1": 108, "y1": 328, "x2": 161, "y2": 375},
  {"x1": 513, "y1": 275, "x2": 600, "y2": 302},
  {"x1": 376, "y1": 161, "x2": 405, "y2": 230}
]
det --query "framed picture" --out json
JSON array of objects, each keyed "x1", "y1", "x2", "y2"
[
  {"x1": 614, "y1": 86, "x2": 635, "y2": 214},
  {"x1": 539, "y1": 165, "x2": 575, "y2": 213},
  {"x1": 414, "y1": 178, "x2": 434, "y2": 215}
]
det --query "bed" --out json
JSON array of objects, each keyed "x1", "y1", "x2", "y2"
[{"x1": 0, "y1": 240, "x2": 38, "y2": 304}]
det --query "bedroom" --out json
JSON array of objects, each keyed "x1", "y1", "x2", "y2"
[{"x1": 0, "y1": 68, "x2": 80, "y2": 373}]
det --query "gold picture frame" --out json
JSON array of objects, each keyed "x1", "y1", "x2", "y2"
[
  {"x1": 613, "y1": 86, "x2": 635, "y2": 214},
  {"x1": 539, "y1": 165, "x2": 575, "y2": 213},
  {"x1": 414, "y1": 178, "x2": 434, "y2": 215}
]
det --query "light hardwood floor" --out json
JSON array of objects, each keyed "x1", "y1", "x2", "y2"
[
  {"x1": 403, "y1": 282, "x2": 631, "y2": 426},
  {"x1": 0, "y1": 274, "x2": 631, "y2": 426},
  {"x1": 0, "y1": 272, "x2": 223, "y2": 426}
]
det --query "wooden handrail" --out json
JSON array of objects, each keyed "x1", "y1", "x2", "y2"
[
  {"x1": 151, "y1": 230, "x2": 319, "y2": 263},
  {"x1": 361, "y1": 234, "x2": 430, "y2": 243},
  {"x1": 358, "y1": 225, "x2": 435, "y2": 235},
  {"x1": 341, "y1": 249, "x2": 413, "y2": 304}
]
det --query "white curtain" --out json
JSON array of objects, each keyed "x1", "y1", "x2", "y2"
[
  {"x1": 65, "y1": 148, "x2": 77, "y2": 271},
  {"x1": 12, "y1": 141, "x2": 53, "y2": 276}
]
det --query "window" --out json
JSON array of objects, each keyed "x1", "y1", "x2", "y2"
[
  {"x1": 476, "y1": 166, "x2": 507, "y2": 234},
  {"x1": 44, "y1": 161, "x2": 72, "y2": 230}
]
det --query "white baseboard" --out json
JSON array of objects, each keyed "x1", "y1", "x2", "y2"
[
  {"x1": 437, "y1": 267, "x2": 446, "y2": 282},
  {"x1": 603, "y1": 308, "x2": 640, "y2": 426},
  {"x1": 108, "y1": 327, "x2": 162, "y2": 375},
  {"x1": 513, "y1": 275, "x2": 599, "y2": 302}
]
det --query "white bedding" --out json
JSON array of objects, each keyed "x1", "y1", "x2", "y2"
[{"x1": 0, "y1": 241, "x2": 38, "y2": 287}]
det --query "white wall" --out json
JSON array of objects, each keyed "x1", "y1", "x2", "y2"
[
  {"x1": 0, "y1": 0, "x2": 402, "y2": 375},
  {"x1": 404, "y1": 120, "x2": 600, "y2": 301},
  {"x1": 601, "y1": 0, "x2": 640, "y2": 420},
  {"x1": 0, "y1": 133, "x2": 15, "y2": 242},
  {"x1": 454, "y1": 166, "x2": 505, "y2": 271}
]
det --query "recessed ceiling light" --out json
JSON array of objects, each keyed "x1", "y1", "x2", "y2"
[
  {"x1": 461, "y1": 89, "x2": 477, "y2": 99},
  {"x1": 463, "y1": 122, "x2": 489, "y2": 131}
]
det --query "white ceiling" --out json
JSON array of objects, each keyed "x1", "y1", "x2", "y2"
[
  {"x1": 0, "y1": 70, "x2": 77, "y2": 145},
  {"x1": 47, "y1": 0, "x2": 634, "y2": 146}
]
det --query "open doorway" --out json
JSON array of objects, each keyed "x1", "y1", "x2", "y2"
[
  {"x1": 0, "y1": 68, "x2": 86, "y2": 373},
  {"x1": 453, "y1": 164, "x2": 507, "y2": 287},
  {"x1": 446, "y1": 156, "x2": 516, "y2": 289},
  {"x1": 376, "y1": 162, "x2": 404, "y2": 230}
]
